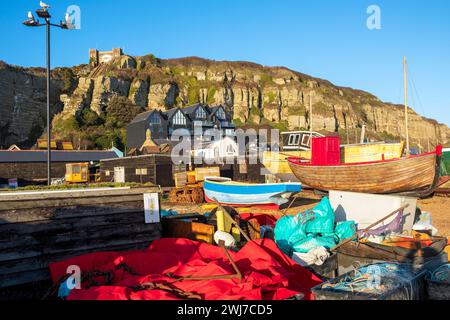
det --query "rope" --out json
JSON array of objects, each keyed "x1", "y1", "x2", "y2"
[
  {"x1": 321, "y1": 263, "x2": 418, "y2": 298},
  {"x1": 429, "y1": 264, "x2": 450, "y2": 283}
]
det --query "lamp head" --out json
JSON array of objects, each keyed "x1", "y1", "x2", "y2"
[
  {"x1": 23, "y1": 11, "x2": 41, "y2": 27},
  {"x1": 36, "y1": 8, "x2": 51, "y2": 19}
]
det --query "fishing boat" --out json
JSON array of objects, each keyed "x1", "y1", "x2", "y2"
[
  {"x1": 263, "y1": 141, "x2": 405, "y2": 182},
  {"x1": 287, "y1": 57, "x2": 443, "y2": 198},
  {"x1": 203, "y1": 177, "x2": 302, "y2": 208},
  {"x1": 288, "y1": 146, "x2": 442, "y2": 198},
  {"x1": 262, "y1": 88, "x2": 406, "y2": 181}
]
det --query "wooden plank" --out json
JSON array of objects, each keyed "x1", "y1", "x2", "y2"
[
  {"x1": 0, "y1": 213, "x2": 153, "y2": 253},
  {"x1": 0, "y1": 187, "x2": 159, "y2": 202},
  {"x1": 0, "y1": 225, "x2": 160, "y2": 263},
  {"x1": 0, "y1": 186, "x2": 163, "y2": 289},
  {"x1": 0, "y1": 195, "x2": 147, "y2": 211},
  {"x1": 0, "y1": 236, "x2": 158, "y2": 276},
  {"x1": 0, "y1": 239, "x2": 155, "y2": 288},
  {"x1": 0, "y1": 207, "x2": 143, "y2": 225},
  {"x1": 0, "y1": 269, "x2": 51, "y2": 289}
]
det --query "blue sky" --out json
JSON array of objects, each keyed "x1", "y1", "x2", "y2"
[{"x1": 1, "y1": 0, "x2": 449, "y2": 126}]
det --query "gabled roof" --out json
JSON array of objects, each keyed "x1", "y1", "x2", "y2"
[
  {"x1": 129, "y1": 104, "x2": 231, "y2": 126},
  {"x1": 182, "y1": 103, "x2": 210, "y2": 119},
  {"x1": 209, "y1": 105, "x2": 229, "y2": 120},
  {"x1": 164, "y1": 107, "x2": 189, "y2": 121},
  {"x1": 129, "y1": 110, "x2": 164, "y2": 125}
]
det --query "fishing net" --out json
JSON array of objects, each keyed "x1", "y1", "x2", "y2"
[
  {"x1": 321, "y1": 263, "x2": 420, "y2": 298},
  {"x1": 428, "y1": 264, "x2": 450, "y2": 283}
]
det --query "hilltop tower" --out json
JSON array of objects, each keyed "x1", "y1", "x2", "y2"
[{"x1": 89, "y1": 48, "x2": 123, "y2": 66}]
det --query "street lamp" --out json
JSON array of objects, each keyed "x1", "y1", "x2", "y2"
[{"x1": 23, "y1": 2, "x2": 75, "y2": 185}]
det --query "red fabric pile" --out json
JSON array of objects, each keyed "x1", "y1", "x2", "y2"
[{"x1": 49, "y1": 238, "x2": 322, "y2": 300}]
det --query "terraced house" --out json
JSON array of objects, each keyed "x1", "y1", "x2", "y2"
[{"x1": 126, "y1": 104, "x2": 236, "y2": 151}]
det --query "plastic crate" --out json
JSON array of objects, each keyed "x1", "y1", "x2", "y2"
[{"x1": 311, "y1": 136, "x2": 341, "y2": 165}]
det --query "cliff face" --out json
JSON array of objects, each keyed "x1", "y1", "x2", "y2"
[
  {"x1": 0, "y1": 56, "x2": 449, "y2": 150},
  {"x1": 0, "y1": 62, "x2": 64, "y2": 148}
]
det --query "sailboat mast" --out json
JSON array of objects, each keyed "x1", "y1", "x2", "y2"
[
  {"x1": 309, "y1": 93, "x2": 313, "y2": 138},
  {"x1": 404, "y1": 56, "x2": 410, "y2": 157}
]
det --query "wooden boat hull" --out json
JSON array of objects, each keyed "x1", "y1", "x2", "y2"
[
  {"x1": 287, "y1": 148, "x2": 442, "y2": 197},
  {"x1": 203, "y1": 178, "x2": 302, "y2": 206},
  {"x1": 263, "y1": 142, "x2": 405, "y2": 178}
]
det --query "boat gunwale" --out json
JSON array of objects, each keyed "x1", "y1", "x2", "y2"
[
  {"x1": 203, "y1": 178, "x2": 302, "y2": 188},
  {"x1": 287, "y1": 147, "x2": 441, "y2": 168}
]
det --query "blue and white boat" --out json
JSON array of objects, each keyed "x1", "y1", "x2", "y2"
[{"x1": 203, "y1": 177, "x2": 302, "y2": 208}]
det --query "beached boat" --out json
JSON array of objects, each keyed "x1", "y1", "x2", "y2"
[
  {"x1": 262, "y1": 141, "x2": 405, "y2": 182},
  {"x1": 203, "y1": 177, "x2": 302, "y2": 207},
  {"x1": 287, "y1": 146, "x2": 442, "y2": 197}
]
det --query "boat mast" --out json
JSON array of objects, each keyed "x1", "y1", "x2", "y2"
[
  {"x1": 403, "y1": 56, "x2": 410, "y2": 157},
  {"x1": 309, "y1": 93, "x2": 313, "y2": 140}
]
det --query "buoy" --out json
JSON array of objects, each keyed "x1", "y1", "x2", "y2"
[{"x1": 214, "y1": 231, "x2": 236, "y2": 247}]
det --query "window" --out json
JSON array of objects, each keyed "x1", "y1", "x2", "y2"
[
  {"x1": 173, "y1": 111, "x2": 186, "y2": 125},
  {"x1": 226, "y1": 144, "x2": 235, "y2": 154},
  {"x1": 149, "y1": 112, "x2": 161, "y2": 124},
  {"x1": 216, "y1": 108, "x2": 226, "y2": 120},
  {"x1": 288, "y1": 134, "x2": 301, "y2": 146},
  {"x1": 136, "y1": 168, "x2": 148, "y2": 175},
  {"x1": 301, "y1": 135, "x2": 311, "y2": 147},
  {"x1": 196, "y1": 107, "x2": 207, "y2": 119},
  {"x1": 225, "y1": 129, "x2": 235, "y2": 136},
  {"x1": 105, "y1": 170, "x2": 110, "y2": 177}
]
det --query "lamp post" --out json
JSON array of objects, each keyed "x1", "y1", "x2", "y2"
[{"x1": 23, "y1": 3, "x2": 74, "y2": 185}]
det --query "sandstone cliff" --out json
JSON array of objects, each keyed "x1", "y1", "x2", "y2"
[{"x1": 0, "y1": 55, "x2": 448, "y2": 150}]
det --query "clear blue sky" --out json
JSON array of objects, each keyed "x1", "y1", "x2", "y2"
[{"x1": 1, "y1": 0, "x2": 449, "y2": 126}]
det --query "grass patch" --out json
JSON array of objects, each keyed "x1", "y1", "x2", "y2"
[
  {"x1": 260, "y1": 74, "x2": 273, "y2": 87},
  {"x1": 267, "y1": 91, "x2": 277, "y2": 104},
  {"x1": 207, "y1": 87, "x2": 216, "y2": 104},
  {"x1": 0, "y1": 182, "x2": 157, "y2": 193}
]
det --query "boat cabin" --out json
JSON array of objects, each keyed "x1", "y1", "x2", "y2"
[{"x1": 281, "y1": 131, "x2": 324, "y2": 151}]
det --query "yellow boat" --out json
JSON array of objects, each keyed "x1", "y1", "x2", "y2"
[
  {"x1": 263, "y1": 141, "x2": 405, "y2": 181},
  {"x1": 340, "y1": 141, "x2": 406, "y2": 163}
]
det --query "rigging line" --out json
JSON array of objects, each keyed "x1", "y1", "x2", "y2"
[
  {"x1": 407, "y1": 65, "x2": 426, "y2": 117},
  {"x1": 396, "y1": 67, "x2": 404, "y2": 106}
]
